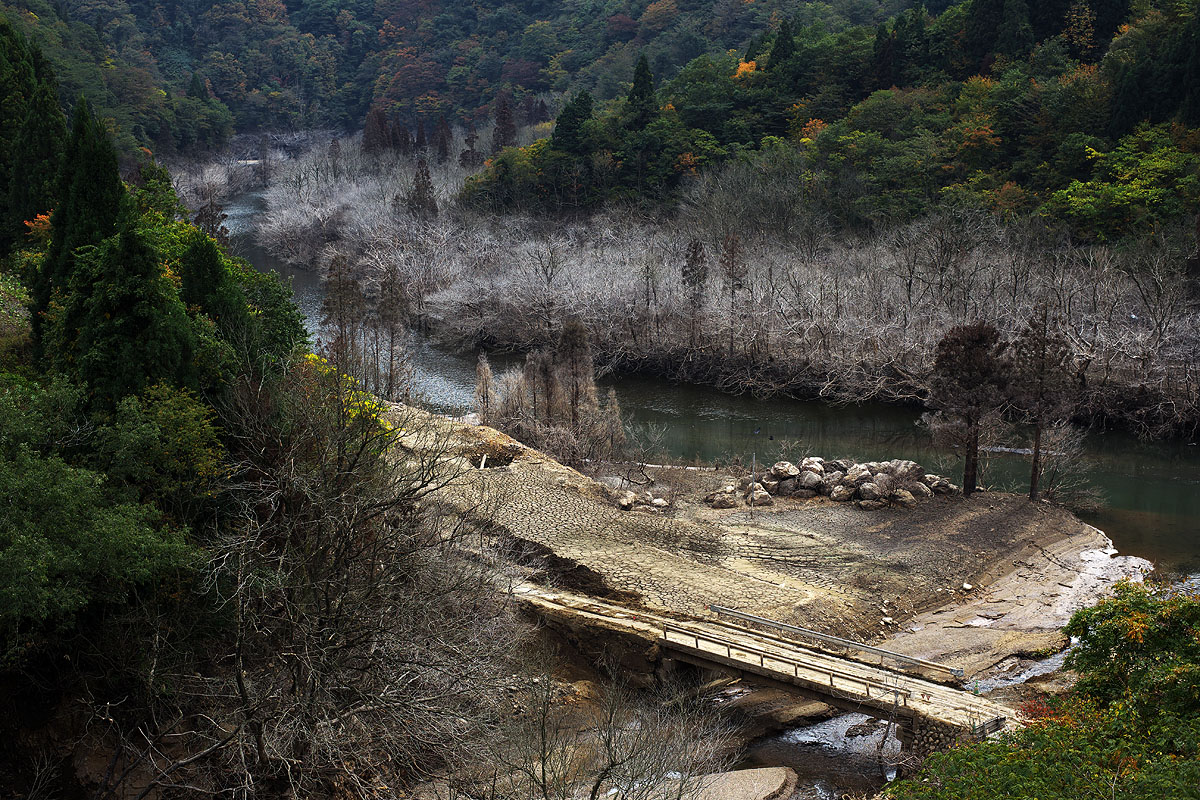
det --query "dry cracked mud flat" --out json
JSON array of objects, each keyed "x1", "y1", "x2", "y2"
[{"x1": 396, "y1": 408, "x2": 1150, "y2": 677}]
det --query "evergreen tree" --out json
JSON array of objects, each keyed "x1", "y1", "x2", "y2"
[
  {"x1": 4, "y1": 57, "x2": 65, "y2": 254},
  {"x1": 406, "y1": 159, "x2": 438, "y2": 221},
  {"x1": 51, "y1": 223, "x2": 197, "y2": 407},
  {"x1": 930, "y1": 322, "x2": 1010, "y2": 497},
  {"x1": 965, "y1": 0, "x2": 1006, "y2": 62},
  {"x1": 363, "y1": 107, "x2": 390, "y2": 153},
  {"x1": 414, "y1": 118, "x2": 428, "y2": 151},
  {"x1": 551, "y1": 91, "x2": 595, "y2": 156},
  {"x1": 492, "y1": 93, "x2": 517, "y2": 151},
  {"x1": 392, "y1": 120, "x2": 411, "y2": 155},
  {"x1": 996, "y1": 0, "x2": 1034, "y2": 57},
  {"x1": 178, "y1": 229, "x2": 246, "y2": 332},
  {"x1": 187, "y1": 72, "x2": 208, "y2": 99},
  {"x1": 767, "y1": 19, "x2": 796, "y2": 68},
  {"x1": 434, "y1": 115, "x2": 451, "y2": 164},
  {"x1": 32, "y1": 98, "x2": 126, "y2": 357},
  {"x1": 873, "y1": 23, "x2": 897, "y2": 89},
  {"x1": 625, "y1": 55, "x2": 657, "y2": 129},
  {"x1": 0, "y1": 17, "x2": 38, "y2": 251}
]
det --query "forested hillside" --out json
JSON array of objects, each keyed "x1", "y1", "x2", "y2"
[
  {"x1": 466, "y1": 1, "x2": 1200, "y2": 237},
  {"x1": 0, "y1": 0, "x2": 894, "y2": 151}
]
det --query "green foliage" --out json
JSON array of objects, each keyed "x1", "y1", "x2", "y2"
[
  {"x1": 94, "y1": 383, "x2": 226, "y2": 524},
  {"x1": 1064, "y1": 581, "x2": 1200, "y2": 714},
  {"x1": 49, "y1": 223, "x2": 199, "y2": 407},
  {"x1": 1041, "y1": 124, "x2": 1200, "y2": 239},
  {"x1": 0, "y1": 446, "x2": 186, "y2": 648},
  {"x1": 459, "y1": 5, "x2": 1200, "y2": 237},
  {"x1": 0, "y1": 374, "x2": 189, "y2": 651},
  {"x1": 886, "y1": 583, "x2": 1200, "y2": 800}
]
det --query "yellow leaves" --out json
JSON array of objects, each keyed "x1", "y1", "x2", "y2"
[
  {"x1": 1124, "y1": 612, "x2": 1150, "y2": 644},
  {"x1": 733, "y1": 59, "x2": 756, "y2": 79}
]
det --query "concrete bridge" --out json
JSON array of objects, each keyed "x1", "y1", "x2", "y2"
[{"x1": 514, "y1": 583, "x2": 1016, "y2": 756}]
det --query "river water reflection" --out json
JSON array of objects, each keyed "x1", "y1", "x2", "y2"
[{"x1": 227, "y1": 197, "x2": 1199, "y2": 577}]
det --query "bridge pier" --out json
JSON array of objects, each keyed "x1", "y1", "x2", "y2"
[{"x1": 896, "y1": 718, "x2": 969, "y2": 770}]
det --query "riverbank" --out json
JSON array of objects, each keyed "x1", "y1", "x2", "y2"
[{"x1": 414, "y1": 409, "x2": 1150, "y2": 677}]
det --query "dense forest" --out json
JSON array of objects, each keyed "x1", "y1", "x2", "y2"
[
  {"x1": 465, "y1": 2, "x2": 1200, "y2": 237},
  {"x1": 0, "y1": 0, "x2": 896, "y2": 152}
]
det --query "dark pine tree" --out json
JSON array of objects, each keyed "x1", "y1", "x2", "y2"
[
  {"x1": 0, "y1": 17, "x2": 38, "y2": 252},
  {"x1": 625, "y1": 55, "x2": 657, "y2": 129},
  {"x1": 434, "y1": 115, "x2": 451, "y2": 164},
  {"x1": 872, "y1": 23, "x2": 897, "y2": 89},
  {"x1": 51, "y1": 222, "x2": 197, "y2": 407},
  {"x1": 178, "y1": 228, "x2": 246, "y2": 332},
  {"x1": 187, "y1": 72, "x2": 209, "y2": 99},
  {"x1": 551, "y1": 91, "x2": 595, "y2": 156},
  {"x1": 996, "y1": 0, "x2": 1034, "y2": 57},
  {"x1": 406, "y1": 159, "x2": 438, "y2": 221},
  {"x1": 362, "y1": 107, "x2": 390, "y2": 153},
  {"x1": 4, "y1": 52, "x2": 65, "y2": 254},
  {"x1": 492, "y1": 92, "x2": 517, "y2": 152},
  {"x1": 767, "y1": 19, "x2": 796, "y2": 69},
  {"x1": 414, "y1": 118, "x2": 428, "y2": 151},
  {"x1": 965, "y1": 0, "x2": 1005, "y2": 63},
  {"x1": 392, "y1": 120, "x2": 411, "y2": 155},
  {"x1": 930, "y1": 322, "x2": 1010, "y2": 497},
  {"x1": 32, "y1": 98, "x2": 126, "y2": 357}
]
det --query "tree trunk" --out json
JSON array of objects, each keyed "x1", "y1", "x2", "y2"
[
  {"x1": 963, "y1": 425, "x2": 980, "y2": 497},
  {"x1": 1029, "y1": 422, "x2": 1043, "y2": 502}
]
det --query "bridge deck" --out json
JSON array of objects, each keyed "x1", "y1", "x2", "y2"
[{"x1": 514, "y1": 583, "x2": 1016, "y2": 734}]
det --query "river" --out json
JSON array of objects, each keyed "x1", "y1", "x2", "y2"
[{"x1": 225, "y1": 196, "x2": 1200, "y2": 578}]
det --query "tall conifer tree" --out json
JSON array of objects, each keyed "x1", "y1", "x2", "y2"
[
  {"x1": 3, "y1": 50, "x2": 64, "y2": 254},
  {"x1": 32, "y1": 98, "x2": 126, "y2": 355}
]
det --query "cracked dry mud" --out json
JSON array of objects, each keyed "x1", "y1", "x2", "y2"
[{"x1": 405, "y1": 411, "x2": 1147, "y2": 671}]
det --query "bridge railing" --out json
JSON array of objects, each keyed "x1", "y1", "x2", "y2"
[
  {"x1": 708, "y1": 604, "x2": 965, "y2": 680},
  {"x1": 661, "y1": 622, "x2": 911, "y2": 707}
]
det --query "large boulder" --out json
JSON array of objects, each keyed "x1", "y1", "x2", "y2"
[
  {"x1": 771, "y1": 461, "x2": 800, "y2": 478},
  {"x1": 908, "y1": 481, "x2": 933, "y2": 499},
  {"x1": 748, "y1": 488, "x2": 774, "y2": 506},
  {"x1": 762, "y1": 478, "x2": 780, "y2": 494},
  {"x1": 799, "y1": 470, "x2": 824, "y2": 492},
  {"x1": 709, "y1": 493, "x2": 739, "y2": 509},
  {"x1": 824, "y1": 470, "x2": 844, "y2": 489},
  {"x1": 830, "y1": 485, "x2": 855, "y2": 502},
  {"x1": 890, "y1": 459, "x2": 926, "y2": 482},
  {"x1": 873, "y1": 473, "x2": 895, "y2": 495},
  {"x1": 857, "y1": 499, "x2": 887, "y2": 510},
  {"x1": 793, "y1": 488, "x2": 818, "y2": 498},
  {"x1": 775, "y1": 477, "x2": 798, "y2": 496},
  {"x1": 858, "y1": 482, "x2": 881, "y2": 501},
  {"x1": 800, "y1": 456, "x2": 825, "y2": 475},
  {"x1": 845, "y1": 464, "x2": 873, "y2": 486},
  {"x1": 891, "y1": 489, "x2": 918, "y2": 509}
]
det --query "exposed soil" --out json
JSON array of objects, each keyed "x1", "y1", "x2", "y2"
[{"x1": 411, "y1": 412, "x2": 1150, "y2": 679}]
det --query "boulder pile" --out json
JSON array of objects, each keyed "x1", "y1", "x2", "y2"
[{"x1": 704, "y1": 458, "x2": 960, "y2": 511}]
